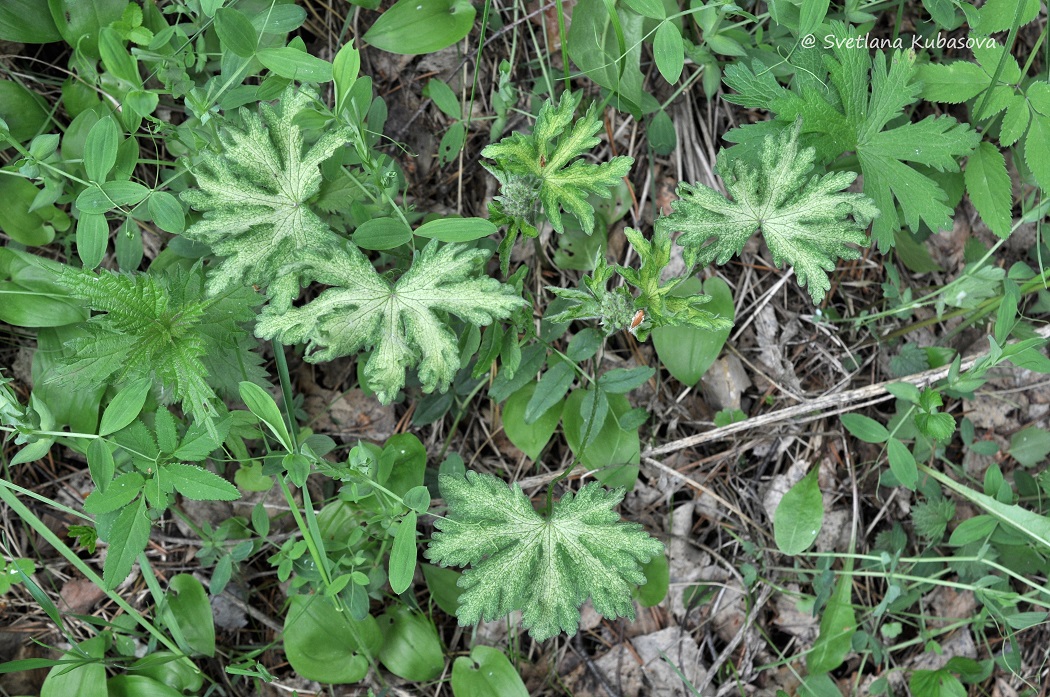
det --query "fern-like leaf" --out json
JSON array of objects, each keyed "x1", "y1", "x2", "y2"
[
  {"x1": 426, "y1": 471, "x2": 664, "y2": 641},
  {"x1": 50, "y1": 263, "x2": 264, "y2": 433},
  {"x1": 181, "y1": 87, "x2": 352, "y2": 311},
  {"x1": 657, "y1": 120, "x2": 878, "y2": 303},
  {"x1": 255, "y1": 241, "x2": 524, "y2": 403}
]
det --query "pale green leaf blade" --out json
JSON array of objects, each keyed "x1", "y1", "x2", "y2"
[{"x1": 774, "y1": 466, "x2": 823, "y2": 555}]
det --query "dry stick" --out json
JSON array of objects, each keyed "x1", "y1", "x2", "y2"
[{"x1": 642, "y1": 324, "x2": 1050, "y2": 461}]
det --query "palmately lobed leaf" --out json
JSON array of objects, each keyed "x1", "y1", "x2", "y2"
[
  {"x1": 658, "y1": 120, "x2": 878, "y2": 304},
  {"x1": 426, "y1": 470, "x2": 664, "y2": 641},
  {"x1": 255, "y1": 240, "x2": 524, "y2": 404},
  {"x1": 482, "y1": 91, "x2": 633, "y2": 236},
  {"x1": 181, "y1": 87, "x2": 353, "y2": 311}
]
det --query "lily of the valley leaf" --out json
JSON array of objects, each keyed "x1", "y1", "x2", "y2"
[{"x1": 426, "y1": 470, "x2": 664, "y2": 641}]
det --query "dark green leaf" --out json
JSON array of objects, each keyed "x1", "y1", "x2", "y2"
[
  {"x1": 525, "y1": 361, "x2": 574, "y2": 424},
  {"x1": 0, "y1": 0, "x2": 61, "y2": 43},
  {"x1": 597, "y1": 366, "x2": 654, "y2": 394},
  {"x1": 214, "y1": 7, "x2": 258, "y2": 57},
  {"x1": 164, "y1": 574, "x2": 215, "y2": 656},
  {"x1": 450, "y1": 645, "x2": 529, "y2": 697},
  {"x1": 87, "y1": 438, "x2": 115, "y2": 493},
  {"x1": 377, "y1": 608, "x2": 444, "y2": 681},
  {"x1": 256, "y1": 47, "x2": 332, "y2": 83},
  {"x1": 0, "y1": 80, "x2": 48, "y2": 145},
  {"x1": 807, "y1": 573, "x2": 856, "y2": 673},
  {"x1": 653, "y1": 22, "x2": 684, "y2": 84},
  {"x1": 238, "y1": 381, "x2": 292, "y2": 449},
  {"x1": 83, "y1": 115, "x2": 119, "y2": 183},
  {"x1": 283, "y1": 594, "x2": 381, "y2": 684},
  {"x1": 503, "y1": 382, "x2": 563, "y2": 460}
]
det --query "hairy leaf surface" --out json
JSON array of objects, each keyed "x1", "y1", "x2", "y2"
[
  {"x1": 256, "y1": 241, "x2": 523, "y2": 403},
  {"x1": 426, "y1": 471, "x2": 663, "y2": 640},
  {"x1": 181, "y1": 87, "x2": 352, "y2": 310},
  {"x1": 658, "y1": 121, "x2": 878, "y2": 303}
]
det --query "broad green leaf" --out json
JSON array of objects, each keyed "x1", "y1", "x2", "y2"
[
  {"x1": 256, "y1": 47, "x2": 332, "y2": 83},
  {"x1": 164, "y1": 574, "x2": 215, "y2": 656},
  {"x1": 99, "y1": 377, "x2": 152, "y2": 436},
  {"x1": 363, "y1": 0, "x2": 476, "y2": 55},
  {"x1": 0, "y1": 0, "x2": 61, "y2": 43},
  {"x1": 525, "y1": 361, "x2": 574, "y2": 424},
  {"x1": 164, "y1": 464, "x2": 240, "y2": 502},
  {"x1": 975, "y1": 0, "x2": 1040, "y2": 33},
  {"x1": 214, "y1": 7, "x2": 258, "y2": 58},
  {"x1": 421, "y1": 563, "x2": 462, "y2": 615},
  {"x1": 415, "y1": 217, "x2": 497, "y2": 243},
  {"x1": 148, "y1": 191, "x2": 186, "y2": 234},
  {"x1": 353, "y1": 217, "x2": 413, "y2": 250},
  {"x1": 634, "y1": 553, "x2": 669, "y2": 606},
  {"x1": 652, "y1": 277, "x2": 734, "y2": 386},
  {"x1": 659, "y1": 120, "x2": 877, "y2": 303},
  {"x1": 48, "y1": 0, "x2": 126, "y2": 57},
  {"x1": 948, "y1": 514, "x2": 998, "y2": 546},
  {"x1": 0, "y1": 176, "x2": 61, "y2": 246},
  {"x1": 807, "y1": 573, "x2": 856, "y2": 673},
  {"x1": 909, "y1": 669, "x2": 965, "y2": 697},
  {"x1": 965, "y1": 141, "x2": 1012, "y2": 239},
  {"x1": 256, "y1": 240, "x2": 523, "y2": 404},
  {"x1": 98, "y1": 27, "x2": 139, "y2": 85},
  {"x1": 103, "y1": 496, "x2": 151, "y2": 588},
  {"x1": 333, "y1": 40, "x2": 361, "y2": 115},
  {"x1": 563, "y1": 390, "x2": 640, "y2": 482},
  {"x1": 798, "y1": 0, "x2": 830, "y2": 36},
  {"x1": 40, "y1": 635, "x2": 107, "y2": 697},
  {"x1": 83, "y1": 471, "x2": 144, "y2": 514},
  {"x1": 653, "y1": 22, "x2": 684, "y2": 84},
  {"x1": 83, "y1": 116, "x2": 119, "y2": 183},
  {"x1": 87, "y1": 438, "x2": 115, "y2": 493},
  {"x1": 886, "y1": 437, "x2": 918, "y2": 490},
  {"x1": 647, "y1": 109, "x2": 676, "y2": 155},
  {"x1": 128, "y1": 652, "x2": 204, "y2": 693},
  {"x1": 503, "y1": 381, "x2": 563, "y2": 460},
  {"x1": 76, "y1": 181, "x2": 150, "y2": 213},
  {"x1": 238, "y1": 381, "x2": 291, "y2": 449},
  {"x1": 0, "y1": 80, "x2": 49, "y2": 145},
  {"x1": 1009, "y1": 427, "x2": 1050, "y2": 468},
  {"x1": 378, "y1": 433, "x2": 427, "y2": 497},
  {"x1": 451, "y1": 646, "x2": 529, "y2": 697},
  {"x1": 425, "y1": 78, "x2": 461, "y2": 120},
  {"x1": 107, "y1": 676, "x2": 183, "y2": 697},
  {"x1": 597, "y1": 366, "x2": 654, "y2": 394},
  {"x1": 283, "y1": 594, "x2": 381, "y2": 684},
  {"x1": 426, "y1": 470, "x2": 664, "y2": 640},
  {"x1": 389, "y1": 512, "x2": 418, "y2": 594},
  {"x1": 773, "y1": 465, "x2": 822, "y2": 555},
  {"x1": 840, "y1": 413, "x2": 890, "y2": 443},
  {"x1": 377, "y1": 608, "x2": 444, "y2": 681}
]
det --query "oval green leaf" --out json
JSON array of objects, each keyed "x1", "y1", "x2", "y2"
[
  {"x1": 99, "y1": 377, "x2": 152, "y2": 436},
  {"x1": 283, "y1": 594, "x2": 381, "y2": 684},
  {"x1": 256, "y1": 47, "x2": 332, "y2": 83},
  {"x1": 389, "y1": 511, "x2": 418, "y2": 594},
  {"x1": 377, "y1": 608, "x2": 444, "y2": 681},
  {"x1": 214, "y1": 7, "x2": 258, "y2": 58},
  {"x1": 503, "y1": 381, "x2": 563, "y2": 460},
  {"x1": 773, "y1": 465, "x2": 823, "y2": 555},
  {"x1": 451, "y1": 645, "x2": 529, "y2": 697},
  {"x1": 147, "y1": 191, "x2": 186, "y2": 233},
  {"x1": 83, "y1": 115, "x2": 119, "y2": 183},
  {"x1": 364, "y1": 0, "x2": 476, "y2": 56},
  {"x1": 652, "y1": 277, "x2": 734, "y2": 386},
  {"x1": 164, "y1": 574, "x2": 215, "y2": 656},
  {"x1": 653, "y1": 22, "x2": 684, "y2": 84},
  {"x1": 353, "y1": 217, "x2": 413, "y2": 250},
  {"x1": 415, "y1": 217, "x2": 497, "y2": 243}
]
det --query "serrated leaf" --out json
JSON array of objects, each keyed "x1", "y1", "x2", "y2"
[
  {"x1": 426, "y1": 471, "x2": 663, "y2": 640},
  {"x1": 658, "y1": 120, "x2": 877, "y2": 303},
  {"x1": 103, "y1": 496, "x2": 151, "y2": 588},
  {"x1": 1024, "y1": 113, "x2": 1050, "y2": 193},
  {"x1": 83, "y1": 471, "x2": 144, "y2": 514},
  {"x1": 965, "y1": 141, "x2": 1012, "y2": 239},
  {"x1": 916, "y1": 61, "x2": 989, "y2": 103},
  {"x1": 181, "y1": 87, "x2": 352, "y2": 310},
  {"x1": 482, "y1": 91, "x2": 633, "y2": 235},
  {"x1": 164, "y1": 463, "x2": 240, "y2": 501},
  {"x1": 256, "y1": 240, "x2": 523, "y2": 403}
]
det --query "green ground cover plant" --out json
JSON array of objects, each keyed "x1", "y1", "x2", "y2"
[{"x1": 0, "y1": 0, "x2": 1047, "y2": 695}]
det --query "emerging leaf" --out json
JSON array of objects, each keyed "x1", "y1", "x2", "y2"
[
  {"x1": 426, "y1": 470, "x2": 664, "y2": 641},
  {"x1": 181, "y1": 87, "x2": 352, "y2": 311},
  {"x1": 482, "y1": 91, "x2": 633, "y2": 271},
  {"x1": 256, "y1": 241, "x2": 524, "y2": 404},
  {"x1": 658, "y1": 120, "x2": 878, "y2": 303}
]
